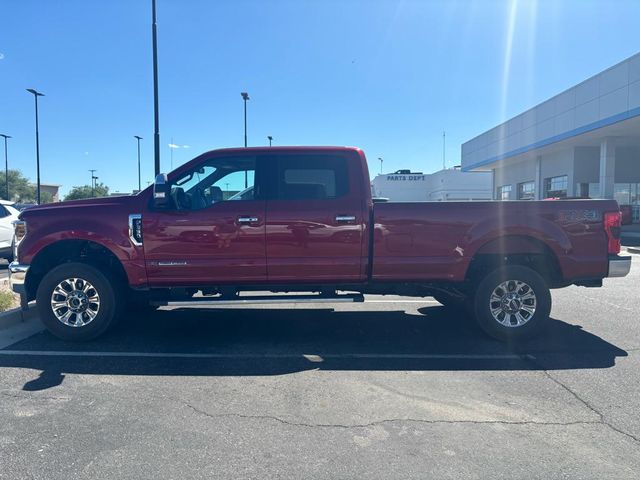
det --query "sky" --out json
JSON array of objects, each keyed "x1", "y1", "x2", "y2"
[{"x1": 1, "y1": 0, "x2": 640, "y2": 197}]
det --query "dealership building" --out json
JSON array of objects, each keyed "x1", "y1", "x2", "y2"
[{"x1": 461, "y1": 52, "x2": 640, "y2": 219}]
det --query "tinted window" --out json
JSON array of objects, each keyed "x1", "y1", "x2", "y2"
[
  {"x1": 544, "y1": 175, "x2": 568, "y2": 198},
  {"x1": 518, "y1": 181, "x2": 535, "y2": 200},
  {"x1": 276, "y1": 155, "x2": 348, "y2": 200},
  {"x1": 0, "y1": 205, "x2": 9, "y2": 218},
  {"x1": 170, "y1": 156, "x2": 256, "y2": 210}
]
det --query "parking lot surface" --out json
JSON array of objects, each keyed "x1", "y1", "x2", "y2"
[{"x1": 0, "y1": 256, "x2": 639, "y2": 479}]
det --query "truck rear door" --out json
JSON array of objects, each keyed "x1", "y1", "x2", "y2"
[{"x1": 265, "y1": 151, "x2": 366, "y2": 282}]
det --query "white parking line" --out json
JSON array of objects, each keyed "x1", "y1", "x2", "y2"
[{"x1": 0, "y1": 350, "x2": 532, "y2": 360}]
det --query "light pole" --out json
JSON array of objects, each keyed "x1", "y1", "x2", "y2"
[
  {"x1": 26, "y1": 88, "x2": 44, "y2": 204},
  {"x1": 89, "y1": 169, "x2": 97, "y2": 197},
  {"x1": 378, "y1": 157, "x2": 383, "y2": 174},
  {"x1": 241, "y1": 91, "x2": 249, "y2": 188},
  {"x1": 134, "y1": 136, "x2": 143, "y2": 191},
  {"x1": 152, "y1": 0, "x2": 161, "y2": 176},
  {"x1": 267, "y1": 135, "x2": 273, "y2": 147},
  {"x1": 0, "y1": 134, "x2": 11, "y2": 200}
]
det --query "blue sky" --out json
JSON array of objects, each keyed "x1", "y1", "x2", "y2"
[{"x1": 1, "y1": 0, "x2": 639, "y2": 196}]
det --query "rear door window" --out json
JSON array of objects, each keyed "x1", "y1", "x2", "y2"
[{"x1": 275, "y1": 155, "x2": 349, "y2": 200}]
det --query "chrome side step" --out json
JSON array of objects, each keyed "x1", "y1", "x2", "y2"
[{"x1": 152, "y1": 293, "x2": 365, "y2": 307}]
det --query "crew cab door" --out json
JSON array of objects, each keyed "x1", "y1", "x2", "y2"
[
  {"x1": 142, "y1": 155, "x2": 266, "y2": 286},
  {"x1": 265, "y1": 152, "x2": 366, "y2": 282}
]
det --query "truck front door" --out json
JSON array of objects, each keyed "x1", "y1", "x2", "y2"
[{"x1": 143, "y1": 155, "x2": 267, "y2": 286}]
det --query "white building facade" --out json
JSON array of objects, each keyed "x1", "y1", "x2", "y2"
[
  {"x1": 461, "y1": 52, "x2": 640, "y2": 219},
  {"x1": 371, "y1": 168, "x2": 492, "y2": 202}
]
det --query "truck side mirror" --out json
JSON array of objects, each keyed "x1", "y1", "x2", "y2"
[{"x1": 153, "y1": 173, "x2": 170, "y2": 208}]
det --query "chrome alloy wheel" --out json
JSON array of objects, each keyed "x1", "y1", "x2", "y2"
[
  {"x1": 50, "y1": 277, "x2": 101, "y2": 327},
  {"x1": 489, "y1": 279, "x2": 537, "y2": 328}
]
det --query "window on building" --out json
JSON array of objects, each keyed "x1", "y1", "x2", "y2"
[
  {"x1": 496, "y1": 185, "x2": 512, "y2": 200},
  {"x1": 575, "y1": 182, "x2": 600, "y2": 199},
  {"x1": 544, "y1": 175, "x2": 568, "y2": 198},
  {"x1": 517, "y1": 181, "x2": 535, "y2": 200}
]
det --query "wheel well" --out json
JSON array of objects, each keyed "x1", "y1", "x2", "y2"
[
  {"x1": 25, "y1": 240, "x2": 127, "y2": 300},
  {"x1": 466, "y1": 236, "x2": 563, "y2": 288}
]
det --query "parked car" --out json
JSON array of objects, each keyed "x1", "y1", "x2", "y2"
[
  {"x1": 9, "y1": 146, "x2": 630, "y2": 342},
  {"x1": 0, "y1": 200, "x2": 20, "y2": 262}
]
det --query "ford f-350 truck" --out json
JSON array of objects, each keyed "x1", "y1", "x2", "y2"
[{"x1": 9, "y1": 146, "x2": 631, "y2": 342}]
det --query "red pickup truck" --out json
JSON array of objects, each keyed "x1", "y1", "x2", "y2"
[{"x1": 10, "y1": 146, "x2": 631, "y2": 342}]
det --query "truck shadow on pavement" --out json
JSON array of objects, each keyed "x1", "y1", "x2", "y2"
[{"x1": 0, "y1": 305, "x2": 628, "y2": 391}]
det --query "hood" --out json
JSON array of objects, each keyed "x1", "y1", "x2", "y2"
[{"x1": 18, "y1": 194, "x2": 144, "y2": 219}]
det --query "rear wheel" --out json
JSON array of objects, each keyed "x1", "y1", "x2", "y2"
[
  {"x1": 472, "y1": 265, "x2": 551, "y2": 342},
  {"x1": 36, "y1": 262, "x2": 123, "y2": 341}
]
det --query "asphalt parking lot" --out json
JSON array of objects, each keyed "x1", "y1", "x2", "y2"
[{"x1": 1, "y1": 255, "x2": 639, "y2": 479}]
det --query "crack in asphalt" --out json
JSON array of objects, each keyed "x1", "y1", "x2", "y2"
[
  {"x1": 522, "y1": 359, "x2": 640, "y2": 446},
  {"x1": 183, "y1": 402, "x2": 611, "y2": 431}
]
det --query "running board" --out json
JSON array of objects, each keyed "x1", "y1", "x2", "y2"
[{"x1": 152, "y1": 293, "x2": 365, "y2": 307}]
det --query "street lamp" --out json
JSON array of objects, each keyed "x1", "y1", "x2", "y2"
[
  {"x1": 89, "y1": 169, "x2": 97, "y2": 197},
  {"x1": 134, "y1": 136, "x2": 143, "y2": 191},
  {"x1": 26, "y1": 88, "x2": 45, "y2": 204},
  {"x1": 267, "y1": 135, "x2": 273, "y2": 147},
  {"x1": 152, "y1": 0, "x2": 161, "y2": 176},
  {"x1": 241, "y1": 91, "x2": 250, "y2": 188},
  {"x1": 0, "y1": 134, "x2": 11, "y2": 200},
  {"x1": 378, "y1": 157, "x2": 383, "y2": 174}
]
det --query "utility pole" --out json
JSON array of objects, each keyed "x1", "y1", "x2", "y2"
[
  {"x1": 442, "y1": 131, "x2": 446, "y2": 170},
  {"x1": 0, "y1": 134, "x2": 11, "y2": 200},
  {"x1": 152, "y1": 0, "x2": 161, "y2": 176},
  {"x1": 89, "y1": 169, "x2": 97, "y2": 197}
]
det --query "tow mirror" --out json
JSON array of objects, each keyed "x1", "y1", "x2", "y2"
[{"x1": 153, "y1": 173, "x2": 170, "y2": 208}]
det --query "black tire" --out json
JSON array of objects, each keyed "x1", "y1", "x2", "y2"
[
  {"x1": 472, "y1": 265, "x2": 551, "y2": 342},
  {"x1": 36, "y1": 262, "x2": 123, "y2": 341}
]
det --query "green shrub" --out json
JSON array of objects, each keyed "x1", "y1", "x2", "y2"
[{"x1": 0, "y1": 290, "x2": 17, "y2": 312}]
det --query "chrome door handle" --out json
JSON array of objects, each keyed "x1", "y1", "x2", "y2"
[
  {"x1": 335, "y1": 215, "x2": 356, "y2": 222},
  {"x1": 237, "y1": 216, "x2": 259, "y2": 224}
]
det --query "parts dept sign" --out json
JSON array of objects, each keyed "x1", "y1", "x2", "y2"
[{"x1": 385, "y1": 174, "x2": 426, "y2": 181}]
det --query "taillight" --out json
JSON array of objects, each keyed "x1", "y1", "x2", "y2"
[{"x1": 604, "y1": 211, "x2": 621, "y2": 255}]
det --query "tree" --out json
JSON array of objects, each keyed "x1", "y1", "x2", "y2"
[
  {"x1": 64, "y1": 182, "x2": 110, "y2": 201},
  {"x1": 0, "y1": 169, "x2": 53, "y2": 203}
]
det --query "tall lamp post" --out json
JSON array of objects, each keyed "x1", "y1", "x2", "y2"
[
  {"x1": 241, "y1": 91, "x2": 250, "y2": 188},
  {"x1": 134, "y1": 136, "x2": 143, "y2": 191},
  {"x1": 0, "y1": 134, "x2": 11, "y2": 200},
  {"x1": 89, "y1": 169, "x2": 97, "y2": 197},
  {"x1": 267, "y1": 135, "x2": 273, "y2": 147},
  {"x1": 378, "y1": 157, "x2": 383, "y2": 175},
  {"x1": 152, "y1": 0, "x2": 161, "y2": 176},
  {"x1": 26, "y1": 88, "x2": 45, "y2": 204}
]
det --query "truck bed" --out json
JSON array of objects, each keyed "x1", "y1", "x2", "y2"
[{"x1": 371, "y1": 199, "x2": 617, "y2": 283}]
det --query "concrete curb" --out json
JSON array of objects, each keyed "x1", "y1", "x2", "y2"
[{"x1": 0, "y1": 304, "x2": 38, "y2": 331}]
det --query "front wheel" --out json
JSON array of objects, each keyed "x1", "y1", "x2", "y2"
[
  {"x1": 473, "y1": 265, "x2": 551, "y2": 342},
  {"x1": 36, "y1": 262, "x2": 123, "y2": 341}
]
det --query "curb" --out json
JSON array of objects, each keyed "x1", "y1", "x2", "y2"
[{"x1": 0, "y1": 304, "x2": 38, "y2": 331}]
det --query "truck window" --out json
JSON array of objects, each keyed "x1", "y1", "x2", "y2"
[
  {"x1": 276, "y1": 155, "x2": 348, "y2": 200},
  {"x1": 170, "y1": 156, "x2": 256, "y2": 210}
]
